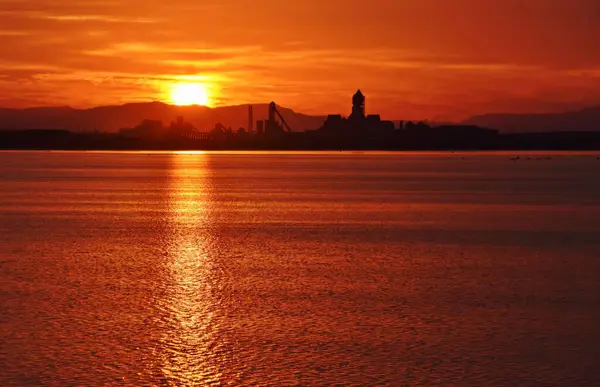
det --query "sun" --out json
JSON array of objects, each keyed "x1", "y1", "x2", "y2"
[{"x1": 169, "y1": 83, "x2": 210, "y2": 106}]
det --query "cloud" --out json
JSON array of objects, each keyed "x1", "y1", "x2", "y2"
[
  {"x1": 0, "y1": 29, "x2": 32, "y2": 36},
  {"x1": 42, "y1": 14, "x2": 157, "y2": 23}
]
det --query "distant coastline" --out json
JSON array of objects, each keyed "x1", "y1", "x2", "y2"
[
  {"x1": 2, "y1": 128, "x2": 600, "y2": 151},
  {"x1": 2, "y1": 91, "x2": 599, "y2": 151}
]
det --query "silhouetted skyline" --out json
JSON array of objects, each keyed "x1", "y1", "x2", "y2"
[{"x1": 2, "y1": 90, "x2": 600, "y2": 151}]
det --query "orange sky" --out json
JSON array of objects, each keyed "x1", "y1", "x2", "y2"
[{"x1": 0, "y1": 0, "x2": 599, "y2": 120}]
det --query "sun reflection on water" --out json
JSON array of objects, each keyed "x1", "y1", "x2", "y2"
[{"x1": 160, "y1": 153, "x2": 220, "y2": 385}]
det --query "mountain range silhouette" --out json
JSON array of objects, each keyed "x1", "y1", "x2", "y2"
[
  {"x1": 462, "y1": 105, "x2": 600, "y2": 133},
  {"x1": 0, "y1": 102, "x2": 326, "y2": 133},
  {"x1": 0, "y1": 102, "x2": 598, "y2": 133}
]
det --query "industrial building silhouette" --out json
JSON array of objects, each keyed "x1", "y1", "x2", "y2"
[
  {"x1": 114, "y1": 89, "x2": 501, "y2": 149},
  {"x1": 253, "y1": 89, "x2": 396, "y2": 136},
  {"x1": 318, "y1": 89, "x2": 395, "y2": 134}
]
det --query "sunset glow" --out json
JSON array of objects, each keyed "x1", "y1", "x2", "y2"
[
  {"x1": 0, "y1": 1, "x2": 599, "y2": 120},
  {"x1": 169, "y1": 83, "x2": 211, "y2": 106}
]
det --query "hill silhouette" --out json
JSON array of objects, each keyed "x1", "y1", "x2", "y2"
[
  {"x1": 463, "y1": 105, "x2": 600, "y2": 133},
  {"x1": 0, "y1": 102, "x2": 327, "y2": 133}
]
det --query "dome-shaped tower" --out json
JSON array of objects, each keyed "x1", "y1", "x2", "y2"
[{"x1": 350, "y1": 89, "x2": 365, "y2": 120}]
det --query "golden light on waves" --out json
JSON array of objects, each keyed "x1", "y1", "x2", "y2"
[{"x1": 159, "y1": 153, "x2": 221, "y2": 384}]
